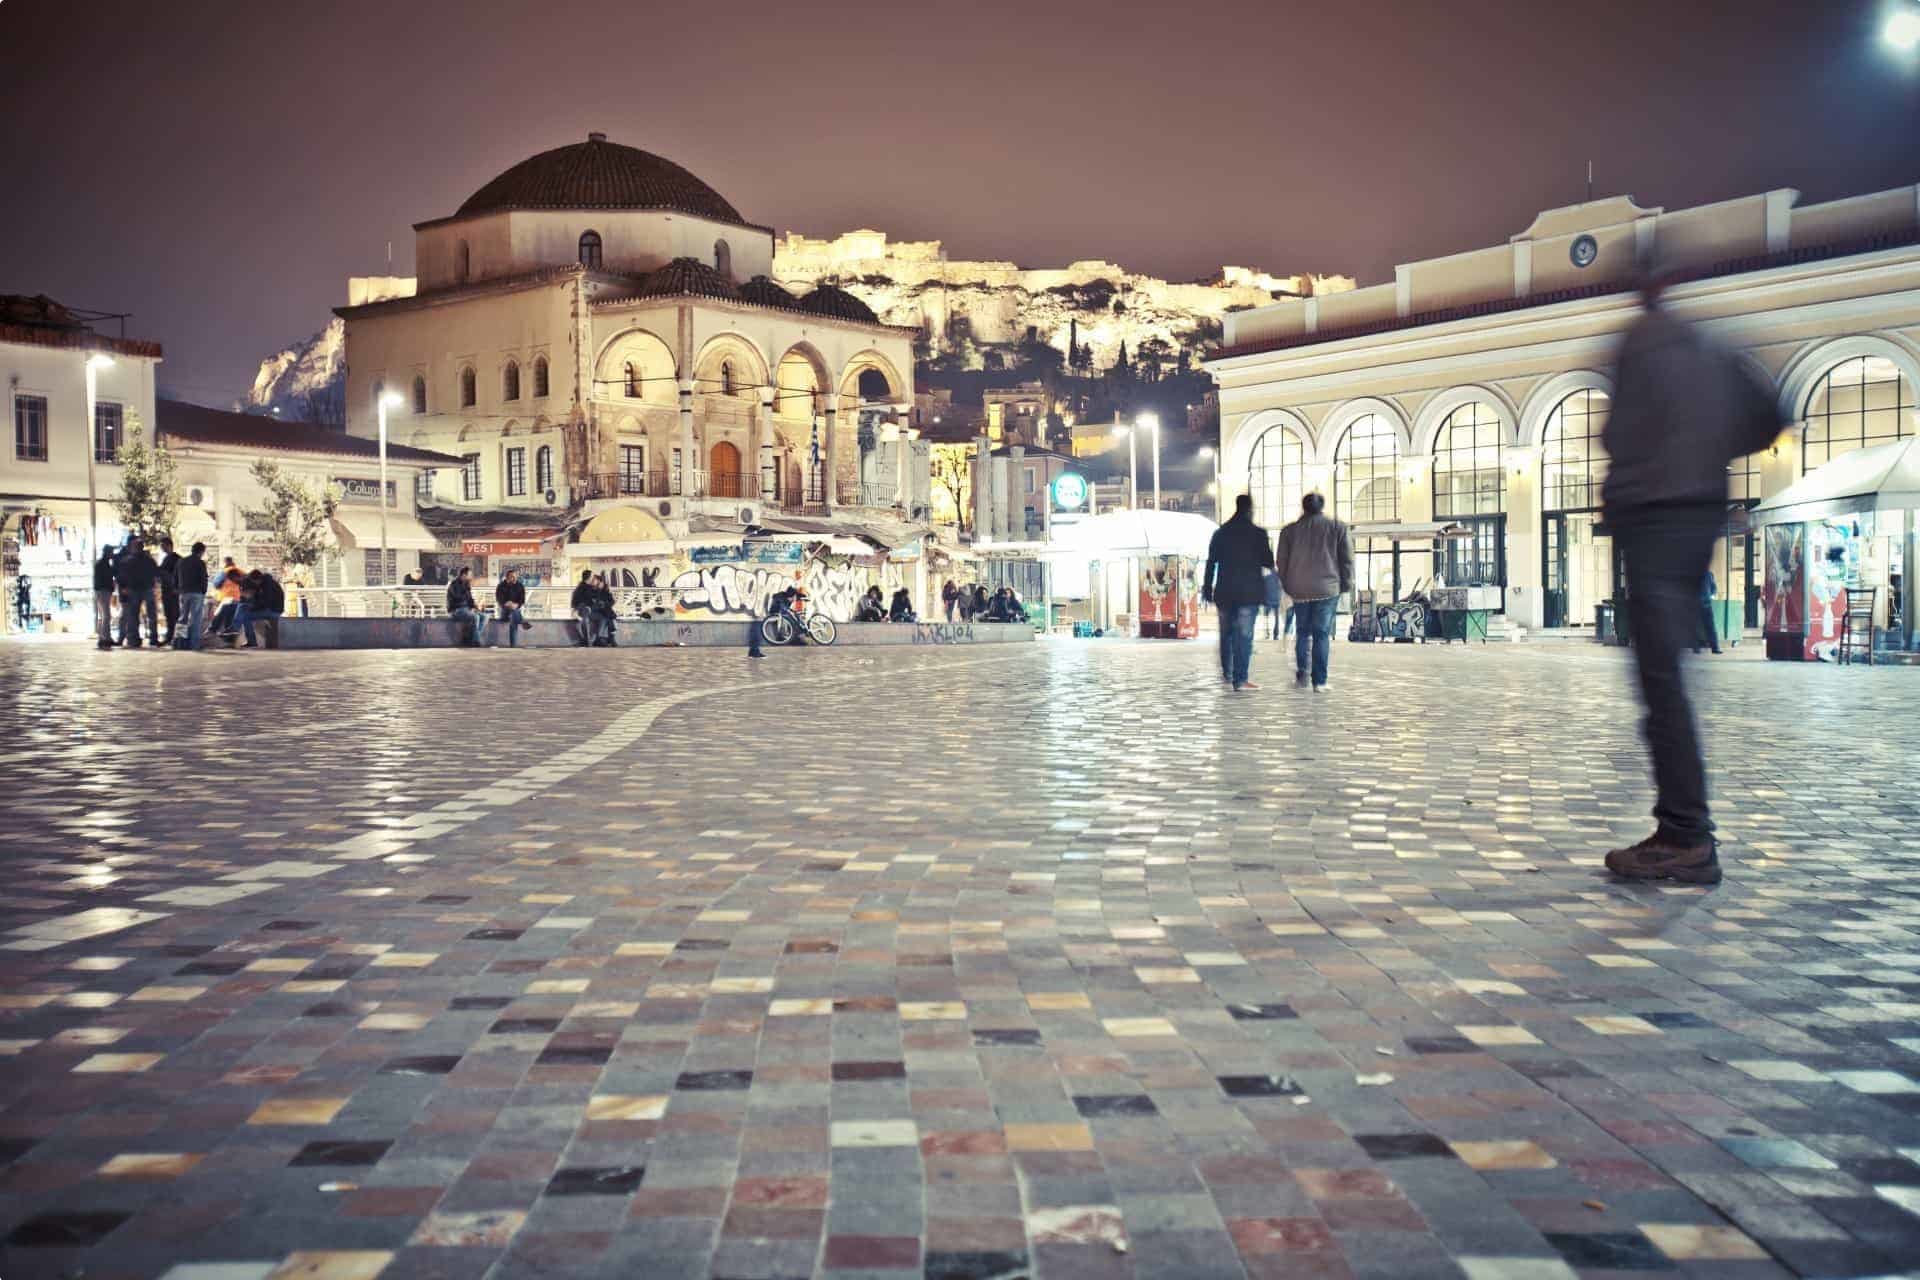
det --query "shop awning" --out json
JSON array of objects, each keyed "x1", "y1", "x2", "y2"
[
  {"x1": 1350, "y1": 520, "x2": 1479, "y2": 542},
  {"x1": 330, "y1": 507, "x2": 439, "y2": 551},
  {"x1": 1039, "y1": 508, "x2": 1218, "y2": 559},
  {"x1": 1752, "y1": 438, "x2": 1920, "y2": 526}
]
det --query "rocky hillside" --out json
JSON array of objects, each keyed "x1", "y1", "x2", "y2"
[{"x1": 239, "y1": 317, "x2": 345, "y2": 424}]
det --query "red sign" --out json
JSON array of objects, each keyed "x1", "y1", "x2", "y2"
[{"x1": 463, "y1": 539, "x2": 546, "y2": 557}]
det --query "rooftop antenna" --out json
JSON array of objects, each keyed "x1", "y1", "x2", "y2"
[{"x1": 1585, "y1": 160, "x2": 1594, "y2": 203}]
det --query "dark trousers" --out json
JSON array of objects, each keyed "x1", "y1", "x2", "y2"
[
  {"x1": 1617, "y1": 515, "x2": 1720, "y2": 844},
  {"x1": 1695, "y1": 600, "x2": 1719, "y2": 652},
  {"x1": 1293, "y1": 596, "x2": 1336, "y2": 686},
  {"x1": 1224, "y1": 603, "x2": 1260, "y2": 686},
  {"x1": 120, "y1": 591, "x2": 158, "y2": 646},
  {"x1": 161, "y1": 588, "x2": 179, "y2": 642}
]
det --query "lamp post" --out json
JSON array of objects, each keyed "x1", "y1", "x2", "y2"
[
  {"x1": 1140, "y1": 413, "x2": 1161, "y2": 511},
  {"x1": 1118, "y1": 423, "x2": 1138, "y2": 509},
  {"x1": 84, "y1": 353, "x2": 113, "y2": 556},
  {"x1": 376, "y1": 390, "x2": 404, "y2": 585}
]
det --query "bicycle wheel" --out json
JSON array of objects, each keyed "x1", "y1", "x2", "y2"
[
  {"x1": 761, "y1": 614, "x2": 795, "y2": 646},
  {"x1": 805, "y1": 614, "x2": 837, "y2": 645}
]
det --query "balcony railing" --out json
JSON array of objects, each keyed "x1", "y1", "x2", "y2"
[
  {"x1": 846, "y1": 483, "x2": 904, "y2": 509},
  {"x1": 585, "y1": 469, "x2": 673, "y2": 500},
  {"x1": 583, "y1": 470, "x2": 765, "y2": 502}
]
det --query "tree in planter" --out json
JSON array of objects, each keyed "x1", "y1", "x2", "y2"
[
  {"x1": 242, "y1": 461, "x2": 340, "y2": 582},
  {"x1": 110, "y1": 417, "x2": 183, "y2": 543}
]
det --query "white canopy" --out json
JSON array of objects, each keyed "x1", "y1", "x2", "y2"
[
  {"x1": 1041, "y1": 508, "x2": 1219, "y2": 560},
  {"x1": 1753, "y1": 438, "x2": 1920, "y2": 526},
  {"x1": 330, "y1": 507, "x2": 440, "y2": 551}
]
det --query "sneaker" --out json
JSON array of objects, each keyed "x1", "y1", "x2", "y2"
[{"x1": 1603, "y1": 833, "x2": 1722, "y2": 885}]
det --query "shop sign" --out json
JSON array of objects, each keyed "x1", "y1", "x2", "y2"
[
  {"x1": 690, "y1": 544, "x2": 742, "y2": 564},
  {"x1": 463, "y1": 538, "x2": 545, "y2": 557},
  {"x1": 741, "y1": 540, "x2": 804, "y2": 564},
  {"x1": 335, "y1": 477, "x2": 397, "y2": 506},
  {"x1": 1051, "y1": 471, "x2": 1089, "y2": 511}
]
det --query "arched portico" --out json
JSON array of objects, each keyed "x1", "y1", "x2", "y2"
[
  {"x1": 1517, "y1": 370, "x2": 1614, "y2": 448},
  {"x1": 594, "y1": 327, "x2": 678, "y2": 408},
  {"x1": 1317, "y1": 397, "x2": 1411, "y2": 467},
  {"x1": 1410, "y1": 384, "x2": 1519, "y2": 455}
]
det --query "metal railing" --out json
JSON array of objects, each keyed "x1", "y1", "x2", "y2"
[
  {"x1": 296, "y1": 586, "x2": 677, "y2": 620},
  {"x1": 847, "y1": 483, "x2": 904, "y2": 509},
  {"x1": 584, "y1": 469, "x2": 673, "y2": 500}
]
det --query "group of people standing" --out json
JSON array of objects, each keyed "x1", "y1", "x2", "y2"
[{"x1": 92, "y1": 538, "x2": 284, "y2": 651}]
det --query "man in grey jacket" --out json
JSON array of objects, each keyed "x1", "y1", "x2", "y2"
[
  {"x1": 1601, "y1": 264, "x2": 1781, "y2": 886},
  {"x1": 1274, "y1": 493, "x2": 1353, "y2": 691}
]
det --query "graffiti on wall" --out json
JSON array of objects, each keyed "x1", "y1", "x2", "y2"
[
  {"x1": 668, "y1": 556, "x2": 908, "y2": 622},
  {"x1": 911, "y1": 623, "x2": 976, "y2": 644}
]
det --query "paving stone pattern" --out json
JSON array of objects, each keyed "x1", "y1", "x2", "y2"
[{"x1": 1, "y1": 639, "x2": 1918, "y2": 1280}]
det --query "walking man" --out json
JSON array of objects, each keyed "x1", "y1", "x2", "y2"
[
  {"x1": 1274, "y1": 493, "x2": 1353, "y2": 691},
  {"x1": 495, "y1": 568, "x2": 534, "y2": 647},
  {"x1": 447, "y1": 567, "x2": 485, "y2": 647},
  {"x1": 1601, "y1": 262, "x2": 1780, "y2": 886},
  {"x1": 1202, "y1": 494, "x2": 1274, "y2": 691},
  {"x1": 176, "y1": 542, "x2": 209, "y2": 650}
]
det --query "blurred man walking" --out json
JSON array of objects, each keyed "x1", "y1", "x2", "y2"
[
  {"x1": 1202, "y1": 494, "x2": 1274, "y2": 692},
  {"x1": 1274, "y1": 493, "x2": 1352, "y2": 692}
]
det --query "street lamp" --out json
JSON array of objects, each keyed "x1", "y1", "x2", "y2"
[
  {"x1": 1138, "y1": 412, "x2": 1161, "y2": 511},
  {"x1": 1198, "y1": 445, "x2": 1221, "y2": 514},
  {"x1": 84, "y1": 353, "x2": 113, "y2": 556},
  {"x1": 1116, "y1": 423, "x2": 1139, "y2": 509},
  {"x1": 376, "y1": 390, "x2": 404, "y2": 585},
  {"x1": 1887, "y1": 2, "x2": 1920, "y2": 50}
]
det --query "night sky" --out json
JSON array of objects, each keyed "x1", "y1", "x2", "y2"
[{"x1": 2, "y1": 0, "x2": 1916, "y2": 406}]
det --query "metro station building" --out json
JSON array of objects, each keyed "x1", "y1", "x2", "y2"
[{"x1": 1207, "y1": 185, "x2": 1920, "y2": 635}]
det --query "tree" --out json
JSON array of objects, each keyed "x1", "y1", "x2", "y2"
[
  {"x1": 243, "y1": 460, "x2": 340, "y2": 574},
  {"x1": 110, "y1": 417, "x2": 183, "y2": 543},
  {"x1": 928, "y1": 443, "x2": 974, "y2": 533}
]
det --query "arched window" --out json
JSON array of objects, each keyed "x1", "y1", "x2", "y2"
[
  {"x1": 535, "y1": 445, "x2": 554, "y2": 495},
  {"x1": 623, "y1": 361, "x2": 640, "y2": 398},
  {"x1": 502, "y1": 360, "x2": 521, "y2": 402},
  {"x1": 459, "y1": 366, "x2": 477, "y2": 409},
  {"x1": 713, "y1": 239, "x2": 732, "y2": 279},
  {"x1": 721, "y1": 361, "x2": 735, "y2": 396},
  {"x1": 1246, "y1": 423, "x2": 1305, "y2": 531},
  {"x1": 412, "y1": 375, "x2": 427, "y2": 415},
  {"x1": 1802, "y1": 356, "x2": 1914, "y2": 471},
  {"x1": 1541, "y1": 389, "x2": 1610, "y2": 512},
  {"x1": 578, "y1": 230, "x2": 602, "y2": 270},
  {"x1": 1432, "y1": 402, "x2": 1504, "y2": 516},
  {"x1": 532, "y1": 356, "x2": 550, "y2": 398},
  {"x1": 454, "y1": 239, "x2": 470, "y2": 283},
  {"x1": 1333, "y1": 414, "x2": 1400, "y2": 523}
]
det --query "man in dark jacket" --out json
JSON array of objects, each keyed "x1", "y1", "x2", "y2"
[
  {"x1": 235, "y1": 569, "x2": 285, "y2": 648},
  {"x1": 569, "y1": 569, "x2": 599, "y2": 647},
  {"x1": 175, "y1": 542, "x2": 210, "y2": 650},
  {"x1": 494, "y1": 569, "x2": 533, "y2": 647},
  {"x1": 1600, "y1": 265, "x2": 1781, "y2": 886},
  {"x1": 113, "y1": 537, "x2": 158, "y2": 649},
  {"x1": 1274, "y1": 492, "x2": 1354, "y2": 691},
  {"x1": 1202, "y1": 493, "x2": 1275, "y2": 691},
  {"x1": 447, "y1": 568, "x2": 484, "y2": 646},
  {"x1": 156, "y1": 537, "x2": 181, "y2": 646},
  {"x1": 94, "y1": 547, "x2": 118, "y2": 649}
]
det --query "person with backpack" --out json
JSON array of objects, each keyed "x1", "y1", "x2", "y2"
[
  {"x1": 1600, "y1": 260, "x2": 1783, "y2": 887},
  {"x1": 1274, "y1": 492, "x2": 1353, "y2": 692},
  {"x1": 1202, "y1": 493, "x2": 1275, "y2": 691}
]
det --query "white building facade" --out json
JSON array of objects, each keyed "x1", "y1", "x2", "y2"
[{"x1": 1207, "y1": 186, "x2": 1920, "y2": 633}]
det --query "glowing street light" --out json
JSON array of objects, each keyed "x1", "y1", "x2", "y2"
[
  {"x1": 376, "y1": 390, "x2": 404, "y2": 584},
  {"x1": 84, "y1": 353, "x2": 114, "y2": 555},
  {"x1": 1887, "y1": 2, "x2": 1920, "y2": 50},
  {"x1": 1117, "y1": 422, "x2": 1139, "y2": 509},
  {"x1": 1138, "y1": 412, "x2": 1161, "y2": 511}
]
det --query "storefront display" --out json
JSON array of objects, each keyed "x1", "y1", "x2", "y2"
[
  {"x1": 3, "y1": 506, "x2": 112, "y2": 635},
  {"x1": 1137, "y1": 555, "x2": 1199, "y2": 639}
]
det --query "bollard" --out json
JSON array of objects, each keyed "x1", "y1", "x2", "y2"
[{"x1": 747, "y1": 614, "x2": 765, "y2": 659}]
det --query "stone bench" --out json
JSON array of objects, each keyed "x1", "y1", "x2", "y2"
[{"x1": 273, "y1": 617, "x2": 1033, "y2": 650}]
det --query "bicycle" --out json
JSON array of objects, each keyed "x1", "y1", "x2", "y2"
[{"x1": 759, "y1": 591, "x2": 837, "y2": 646}]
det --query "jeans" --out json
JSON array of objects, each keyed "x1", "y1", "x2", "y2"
[
  {"x1": 451, "y1": 606, "x2": 484, "y2": 645},
  {"x1": 119, "y1": 592, "x2": 155, "y2": 646},
  {"x1": 574, "y1": 608, "x2": 603, "y2": 645},
  {"x1": 1225, "y1": 603, "x2": 1260, "y2": 686},
  {"x1": 96, "y1": 589, "x2": 115, "y2": 645},
  {"x1": 1617, "y1": 514, "x2": 1721, "y2": 844},
  {"x1": 236, "y1": 606, "x2": 282, "y2": 646},
  {"x1": 1293, "y1": 596, "x2": 1336, "y2": 687},
  {"x1": 1696, "y1": 600, "x2": 1719, "y2": 652},
  {"x1": 161, "y1": 588, "x2": 179, "y2": 642},
  {"x1": 178, "y1": 593, "x2": 206, "y2": 649},
  {"x1": 498, "y1": 605, "x2": 531, "y2": 646}
]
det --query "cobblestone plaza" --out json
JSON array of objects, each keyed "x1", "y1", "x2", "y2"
[{"x1": 1, "y1": 640, "x2": 1917, "y2": 1280}]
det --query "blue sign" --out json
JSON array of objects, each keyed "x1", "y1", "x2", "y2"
[{"x1": 1051, "y1": 472, "x2": 1088, "y2": 511}]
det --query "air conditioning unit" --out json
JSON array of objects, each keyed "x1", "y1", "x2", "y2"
[
  {"x1": 736, "y1": 505, "x2": 758, "y2": 525},
  {"x1": 186, "y1": 485, "x2": 217, "y2": 510},
  {"x1": 652, "y1": 498, "x2": 674, "y2": 519}
]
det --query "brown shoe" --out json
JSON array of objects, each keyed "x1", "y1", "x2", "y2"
[{"x1": 1604, "y1": 833, "x2": 1722, "y2": 885}]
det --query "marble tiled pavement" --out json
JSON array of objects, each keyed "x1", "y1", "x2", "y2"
[{"x1": 1, "y1": 638, "x2": 1917, "y2": 1280}]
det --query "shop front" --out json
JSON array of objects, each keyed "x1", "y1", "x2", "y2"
[
  {"x1": 3, "y1": 501, "x2": 108, "y2": 635},
  {"x1": 460, "y1": 529, "x2": 567, "y2": 588},
  {"x1": 1041, "y1": 508, "x2": 1217, "y2": 639},
  {"x1": 1754, "y1": 438, "x2": 1918, "y2": 661}
]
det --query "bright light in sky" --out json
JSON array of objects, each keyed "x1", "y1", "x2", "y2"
[{"x1": 1889, "y1": 5, "x2": 1920, "y2": 50}]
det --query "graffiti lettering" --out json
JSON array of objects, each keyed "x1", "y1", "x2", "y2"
[
  {"x1": 911, "y1": 623, "x2": 975, "y2": 645},
  {"x1": 668, "y1": 557, "x2": 908, "y2": 623}
]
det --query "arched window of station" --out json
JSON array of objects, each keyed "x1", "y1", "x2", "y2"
[
  {"x1": 1332, "y1": 414, "x2": 1399, "y2": 523},
  {"x1": 578, "y1": 230, "x2": 602, "y2": 270},
  {"x1": 1801, "y1": 356, "x2": 1914, "y2": 471},
  {"x1": 1245, "y1": 423, "x2": 1305, "y2": 533},
  {"x1": 532, "y1": 356, "x2": 550, "y2": 398},
  {"x1": 1539, "y1": 388, "x2": 1613, "y2": 628},
  {"x1": 459, "y1": 366, "x2": 477, "y2": 409},
  {"x1": 1431, "y1": 401, "x2": 1507, "y2": 602},
  {"x1": 502, "y1": 360, "x2": 521, "y2": 402}
]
